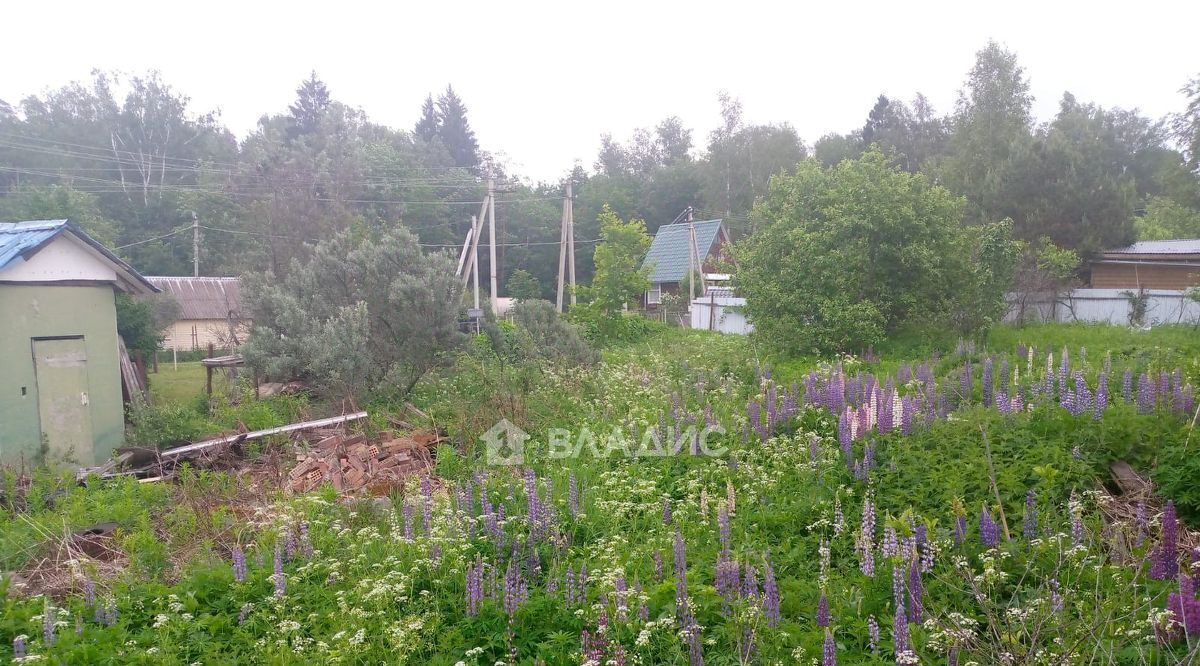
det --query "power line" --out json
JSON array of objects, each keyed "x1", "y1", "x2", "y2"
[{"x1": 115, "y1": 224, "x2": 193, "y2": 249}]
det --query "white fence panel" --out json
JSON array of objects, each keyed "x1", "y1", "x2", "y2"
[
  {"x1": 1006, "y1": 288, "x2": 1200, "y2": 325},
  {"x1": 690, "y1": 295, "x2": 754, "y2": 335}
]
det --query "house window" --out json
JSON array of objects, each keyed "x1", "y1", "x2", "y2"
[{"x1": 647, "y1": 285, "x2": 662, "y2": 305}]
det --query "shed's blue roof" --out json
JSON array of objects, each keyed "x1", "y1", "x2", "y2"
[
  {"x1": 0, "y1": 219, "x2": 158, "y2": 294},
  {"x1": 0, "y1": 220, "x2": 70, "y2": 271},
  {"x1": 642, "y1": 219, "x2": 724, "y2": 284}
]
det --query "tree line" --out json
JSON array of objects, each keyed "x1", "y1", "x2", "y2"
[{"x1": 0, "y1": 42, "x2": 1198, "y2": 302}]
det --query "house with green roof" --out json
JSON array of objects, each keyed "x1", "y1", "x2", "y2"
[
  {"x1": 0, "y1": 220, "x2": 158, "y2": 466},
  {"x1": 641, "y1": 219, "x2": 730, "y2": 308}
]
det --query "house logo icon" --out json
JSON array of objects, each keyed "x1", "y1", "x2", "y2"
[{"x1": 482, "y1": 418, "x2": 528, "y2": 466}]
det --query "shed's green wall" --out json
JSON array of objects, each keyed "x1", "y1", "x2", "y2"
[{"x1": 0, "y1": 284, "x2": 124, "y2": 465}]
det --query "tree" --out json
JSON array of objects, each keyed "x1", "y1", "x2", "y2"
[
  {"x1": 414, "y1": 94, "x2": 440, "y2": 143},
  {"x1": 436, "y1": 86, "x2": 480, "y2": 170},
  {"x1": 581, "y1": 205, "x2": 651, "y2": 315},
  {"x1": 507, "y1": 269, "x2": 543, "y2": 300},
  {"x1": 288, "y1": 71, "x2": 332, "y2": 139},
  {"x1": 943, "y1": 41, "x2": 1034, "y2": 225},
  {"x1": 1008, "y1": 237, "x2": 1080, "y2": 323},
  {"x1": 0, "y1": 185, "x2": 118, "y2": 247},
  {"x1": 242, "y1": 226, "x2": 463, "y2": 400},
  {"x1": 1173, "y1": 76, "x2": 1200, "y2": 171},
  {"x1": 736, "y1": 150, "x2": 977, "y2": 353},
  {"x1": 1135, "y1": 195, "x2": 1200, "y2": 239},
  {"x1": 655, "y1": 116, "x2": 693, "y2": 165},
  {"x1": 595, "y1": 134, "x2": 628, "y2": 176}
]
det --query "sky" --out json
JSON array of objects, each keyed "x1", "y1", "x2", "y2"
[{"x1": 4, "y1": 1, "x2": 1198, "y2": 182}]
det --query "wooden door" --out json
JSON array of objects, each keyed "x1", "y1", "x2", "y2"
[{"x1": 32, "y1": 337, "x2": 93, "y2": 464}]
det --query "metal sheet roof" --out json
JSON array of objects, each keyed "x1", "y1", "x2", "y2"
[
  {"x1": 1104, "y1": 239, "x2": 1200, "y2": 255},
  {"x1": 0, "y1": 220, "x2": 71, "y2": 270},
  {"x1": 642, "y1": 219, "x2": 724, "y2": 284},
  {"x1": 146, "y1": 276, "x2": 242, "y2": 320},
  {"x1": 0, "y1": 219, "x2": 159, "y2": 295}
]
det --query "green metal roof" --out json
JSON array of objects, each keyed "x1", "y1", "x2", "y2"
[{"x1": 642, "y1": 219, "x2": 724, "y2": 284}]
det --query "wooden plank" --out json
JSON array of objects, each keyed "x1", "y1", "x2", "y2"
[{"x1": 159, "y1": 411, "x2": 369, "y2": 459}]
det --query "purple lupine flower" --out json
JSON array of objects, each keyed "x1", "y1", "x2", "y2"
[
  {"x1": 568, "y1": 472, "x2": 580, "y2": 519},
  {"x1": 13, "y1": 635, "x2": 26, "y2": 658},
  {"x1": 42, "y1": 603, "x2": 56, "y2": 647},
  {"x1": 1072, "y1": 370, "x2": 1091, "y2": 416},
  {"x1": 298, "y1": 522, "x2": 313, "y2": 559},
  {"x1": 762, "y1": 554, "x2": 781, "y2": 628},
  {"x1": 1049, "y1": 578, "x2": 1064, "y2": 613},
  {"x1": 102, "y1": 600, "x2": 118, "y2": 626},
  {"x1": 1122, "y1": 369, "x2": 1133, "y2": 402},
  {"x1": 1159, "y1": 371, "x2": 1171, "y2": 408},
  {"x1": 823, "y1": 629, "x2": 837, "y2": 666},
  {"x1": 273, "y1": 544, "x2": 286, "y2": 598},
  {"x1": 907, "y1": 559, "x2": 923, "y2": 624},
  {"x1": 1166, "y1": 589, "x2": 1200, "y2": 637},
  {"x1": 954, "y1": 513, "x2": 967, "y2": 547},
  {"x1": 402, "y1": 502, "x2": 414, "y2": 542},
  {"x1": 674, "y1": 531, "x2": 689, "y2": 618},
  {"x1": 900, "y1": 396, "x2": 915, "y2": 435},
  {"x1": 503, "y1": 556, "x2": 527, "y2": 618},
  {"x1": 564, "y1": 566, "x2": 577, "y2": 605},
  {"x1": 837, "y1": 410, "x2": 853, "y2": 463},
  {"x1": 868, "y1": 615, "x2": 880, "y2": 651},
  {"x1": 1134, "y1": 500, "x2": 1148, "y2": 547},
  {"x1": 715, "y1": 557, "x2": 741, "y2": 609},
  {"x1": 1023, "y1": 490, "x2": 1038, "y2": 540},
  {"x1": 718, "y1": 503, "x2": 732, "y2": 556},
  {"x1": 882, "y1": 526, "x2": 898, "y2": 558},
  {"x1": 1071, "y1": 504, "x2": 1085, "y2": 548},
  {"x1": 83, "y1": 576, "x2": 95, "y2": 609},
  {"x1": 284, "y1": 527, "x2": 296, "y2": 561},
  {"x1": 742, "y1": 563, "x2": 759, "y2": 602},
  {"x1": 615, "y1": 574, "x2": 629, "y2": 621},
  {"x1": 999, "y1": 358, "x2": 1010, "y2": 397},
  {"x1": 1151, "y1": 501, "x2": 1180, "y2": 580},
  {"x1": 662, "y1": 497, "x2": 673, "y2": 526},
  {"x1": 636, "y1": 580, "x2": 649, "y2": 621},
  {"x1": 1137, "y1": 373, "x2": 1155, "y2": 413},
  {"x1": 982, "y1": 357, "x2": 994, "y2": 407},
  {"x1": 653, "y1": 550, "x2": 664, "y2": 583},
  {"x1": 980, "y1": 505, "x2": 1000, "y2": 548},
  {"x1": 232, "y1": 546, "x2": 247, "y2": 583},
  {"x1": 859, "y1": 495, "x2": 876, "y2": 576},
  {"x1": 466, "y1": 556, "x2": 483, "y2": 616},
  {"x1": 892, "y1": 566, "x2": 908, "y2": 655},
  {"x1": 817, "y1": 590, "x2": 830, "y2": 627}
]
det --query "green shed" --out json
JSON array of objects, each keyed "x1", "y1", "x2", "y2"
[{"x1": 0, "y1": 220, "x2": 158, "y2": 467}]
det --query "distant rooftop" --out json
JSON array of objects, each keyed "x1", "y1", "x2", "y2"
[
  {"x1": 1102, "y1": 239, "x2": 1200, "y2": 256},
  {"x1": 642, "y1": 219, "x2": 724, "y2": 283},
  {"x1": 146, "y1": 276, "x2": 242, "y2": 320}
]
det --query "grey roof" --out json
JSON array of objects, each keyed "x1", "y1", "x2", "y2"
[
  {"x1": 0, "y1": 219, "x2": 159, "y2": 295},
  {"x1": 642, "y1": 219, "x2": 724, "y2": 283},
  {"x1": 147, "y1": 276, "x2": 242, "y2": 320},
  {"x1": 1104, "y1": 239, "x2": 1200, "y2": 256}
]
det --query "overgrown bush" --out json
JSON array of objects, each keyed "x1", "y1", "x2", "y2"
[
  {"x1": 736, "y1": 149, "x2": 1003, "y2": 354},
  {"x1": 241, "y1": 226, "x2": 464, "y2": 401},
  {"x1": 510, "y1": 299, "x2": 598, "y2": 365}
]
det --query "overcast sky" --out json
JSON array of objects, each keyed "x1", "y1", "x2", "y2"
[{"x1": 5, "y1": 1, "x2": 1198, "y2": 182}]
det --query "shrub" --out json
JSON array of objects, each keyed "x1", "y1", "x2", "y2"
[
  {"x1": 510, "y1": 299, "x2": 598, "y2": 365},
  {"x1": 241, "y1": 226, "x2": 464, "y2": 401},
  {"x1": 736, "y1": 149, "x2": 992, "y2": 354}
]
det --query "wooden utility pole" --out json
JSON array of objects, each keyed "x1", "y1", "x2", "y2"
[
  {"x1": 687, "y1": 207, "x2": 697, "y2": 307},
  {"x1": 556, "y1": 184, "x2": 569, "y2": 312},
  {"x1": 567, "y1": 182, "x2": 576, "y2": 307},
  {"x1": 487, "y1": 178, "x2": 498, "y2": 315},
  {"x1": 191, "y1": 211, "x2": 200, "y2": 277}
]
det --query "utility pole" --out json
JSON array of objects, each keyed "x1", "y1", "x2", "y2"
[
  {"x1": 567, "y1": 181, "x2": 576, "y2": 307},
  {"x1": 487, "y1": 178, "x2": 498, "y2": 315},
  {"x1": 556, "y1": 183, "x2": 569, "y2": 313},
  {"x1": 687, "y1": 206, "x2": 696, "y2": 309},
  {"x1": 191, "y1": 211, "x2": 200, "y2": 277}
]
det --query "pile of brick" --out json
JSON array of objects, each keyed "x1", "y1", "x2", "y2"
[{"x1": 286, "y1": 430, "x2": 441, "y2": 494}]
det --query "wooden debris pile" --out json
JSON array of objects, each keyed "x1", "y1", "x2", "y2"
[{"x1": 287, "y1": 430, "x2": 441, "y2": 494}]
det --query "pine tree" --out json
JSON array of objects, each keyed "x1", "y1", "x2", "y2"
[
  {"x1": 436, "y1": 86, "x2": 480, "y2": 169},
  {"x1": 414, "y1": 94, "x2": 439, "y2": 142},
  {"x1": 288, "y1": 71, "x2": 331, "y2": 138}
]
